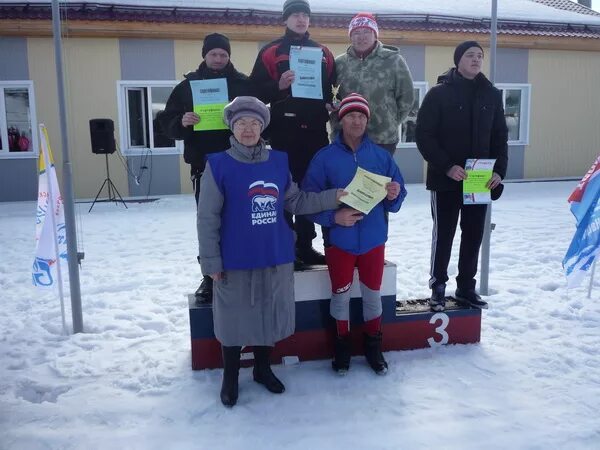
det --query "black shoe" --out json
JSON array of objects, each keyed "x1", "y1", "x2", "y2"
[
  {"x1": 293, "y1": 257, "x2": 307, "y2": 271},
  {"x1": 364, "y1": 332, "x2": 388, "y2": 375},
  {"x1": 220, "y1": 346, "x2": 241, "y2": 407},
  {"x1": 454, "y1": 288, "x2": 488, "y2": 309},
  {"x1": 296, "y1": 246, "x2": 326, "y2": 266},
  {"x1": 195, "y1": 276, "x2": 213, "y2": 305},
  {"x1": 253, "y1": 346, "x2": 285, "y2": 394},
  {"x1": 332, "y1": 335, "x2": 352, "y2": 375},
  {"x1": 429, "y1": 284, "x2": 446, "y2": 312}
]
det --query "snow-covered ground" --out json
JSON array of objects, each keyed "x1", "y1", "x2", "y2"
[{"x1": 1, "y1": 180, "x2": 599, "y2": 450}]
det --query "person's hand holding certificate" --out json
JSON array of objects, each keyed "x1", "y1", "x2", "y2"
[
  {"x1": 463, "y1": 158, "x2": 496, "y2": 204},
  {"x1": 341, "y1": 167, "x2": 391, "y2": 214},
  {"x1": 190, "y1": 78, "x2": 229, "y2": 131},
  {"x1": 289, "y1": 46, "x2": 323, "y2": 100}
]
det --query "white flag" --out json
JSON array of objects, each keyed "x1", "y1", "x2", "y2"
[{"x1": 32, "y1": 125, "x2": 67, "y2": 288}]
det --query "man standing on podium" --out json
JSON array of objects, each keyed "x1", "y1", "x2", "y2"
[
  {"x1": 250, "y1": 0, "x2": 337, "y2": 268},
  {"x1": 303, "y1": 93, "x2": 406, "y2": 376},
  {"x1": 416, "y1": 41, "x2": 508, "y2": 313},
  {"x1": 159, "y1": 33, "x2": 255, "y2": 303}
]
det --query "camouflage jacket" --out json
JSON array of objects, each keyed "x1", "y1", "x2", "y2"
[{"x1": 332, "y1": 42, "x2": 414, "y2": 145}]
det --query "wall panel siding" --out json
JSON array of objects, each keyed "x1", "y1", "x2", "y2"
[
  {"x1": 497, "y1": 47, "x2": 528, "y2": 179},
  {"x1": 62, "y1": 38, "x2": 124, "y2": 199},
  {"x1": 496, "y1": 47, "x2": 529, "y2": 84},
  {"x1": 527, "y1": 49, "x2": 600, "y2": 178},
  {"x1": 0, "y1": 37, "x2": 29, "y2": 80},
  {"x1": 0, "y1": 37, "x2": 36, "y2": 201},
  {"x1": 397, "y1": 45, "x2": 426, "y2": 183},
  {"x1": 120, "y1": 38, "x2": 180, "y2": 196}
]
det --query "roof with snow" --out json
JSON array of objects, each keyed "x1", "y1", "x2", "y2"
[
  {"x1": 531, "y1": 0, "x2": 600, "y2": 17},
  {"x1": 2, "y1": 0, "x2": 600, "y2": 39}
]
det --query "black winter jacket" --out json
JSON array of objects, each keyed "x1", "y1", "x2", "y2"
[
  {"x1": 250, "y1": 28, "x2": 336, "y2": 134},
  {"x1": 158, "y1": 62, "x2": 255, "y2": 172},
  {"x1": 416, "y1": 68, "x2": 508, "y2": 192}
]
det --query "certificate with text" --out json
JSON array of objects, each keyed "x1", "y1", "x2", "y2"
[
  {"x1": 289, "y1": 46, "x2": 323, "y2": 100},
  {"x1": 190, "y1": 78, "x2": 229, "y2": 131},
  {"x1": 342, "y1": 167, "x2": 391, "y2": 215},
  {"x1": 463, "y1": 158, "x2": 496, "y2": 204}
]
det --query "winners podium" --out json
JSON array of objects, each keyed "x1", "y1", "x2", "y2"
[{"x1": 188, "y1": 262, "x2": 482, "y2": 370}]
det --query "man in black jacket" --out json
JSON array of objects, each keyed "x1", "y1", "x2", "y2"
[
  {"x1": 250, "y1": 0, "x2": 336, "y2": 268},
  {"x1": 159, "y1": 33, "x2": 255, "y2": 302},
  {"x1": 416, "y1": 41, "x2": 508, "y2": 312}
]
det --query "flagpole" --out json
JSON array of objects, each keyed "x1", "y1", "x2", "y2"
[
  {"x1": 588, "y1": 260, "x2": 596, "y2": 298},
  {"x1": 480, "y1": 0, "x2": 498, "y2": 296},
  {"x1": 51, "y1": 0, "x2": 83, "y2": 333},
  {"x1": 40, "y1": 125, "x2": 68, "y2": 335}
]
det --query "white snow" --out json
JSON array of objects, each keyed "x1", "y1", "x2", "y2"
[
  {"x1": 1, "y1": 180, "x2": 599, "y2": 449},
  {"x1": 89, "y1": 0, "x2": 600, "y2": 25},
  {"x1": 3, "y1": 0, "x2": 600, "y2": 25}
]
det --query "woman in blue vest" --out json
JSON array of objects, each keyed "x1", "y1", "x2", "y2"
[{"x1": 197, "y1": 96, "x2": 343, "y2": 407}]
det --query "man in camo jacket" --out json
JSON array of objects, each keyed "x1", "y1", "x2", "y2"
[{"x1": 331, "y1": 13, "x2": 414, "y2": 154}]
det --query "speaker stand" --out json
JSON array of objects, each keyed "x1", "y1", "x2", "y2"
[{"x1": 88, "y1": 153, "x2": 128, "y2": 213}]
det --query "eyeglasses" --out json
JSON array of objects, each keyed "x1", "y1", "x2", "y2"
[{"x1": 234, "y1": 120, "x2": 262, "y2": 130}]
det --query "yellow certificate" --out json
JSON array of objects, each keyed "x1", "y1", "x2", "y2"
[
  {"x1": 341, "y1": 167, "x2": 391, "y2": 214},
  {"x1": 463, "y1": 158, "x2": 495, "y2": 204}
]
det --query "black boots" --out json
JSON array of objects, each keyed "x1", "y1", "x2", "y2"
[
  {"x1": 195, "y1": 275, "x2": 213, "y2": 305},
  {"x1": 332, "y1": 333, "x2": 388, "y2": 375},
  {"x1": 253, "y1": 346, "x2": 285, "y2": 394},
  {"x1": 332, "y1": 335, "x2": 352, "y2": 375},
  {"x1": 220, "y1": 346, "x2": 241, "y2": 407},
  {"x1": 455, "y1": 288, "x2": 488, "y2": 309},
  {"x1": 296, "y1": 245, "x2": 326, "y2": 266},
  {"x1": 363, "y1": 332, "x2": 388, "y2": 375},
  {"x1": 429, "y1": 284, "x2": 446, "y2": 312}
]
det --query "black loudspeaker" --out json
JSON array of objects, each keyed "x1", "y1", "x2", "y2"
[{"x1": 89, "y1": 118, "x2": 116, "y2": 154}]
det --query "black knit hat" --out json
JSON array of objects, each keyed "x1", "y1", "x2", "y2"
[
  {"x1": 282, "y1": 0, "x2": 311, "y2": 20},
  {"x1": 202, "y1": 33, "x2": 231, "y2": 58},
  {"x1": 453, "y1": 40, "x2": 484, "y2": 66}
]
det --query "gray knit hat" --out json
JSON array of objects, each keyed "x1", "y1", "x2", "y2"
[
  {"x1": 223, "y1": 96, "x2": 270, "y2": 130},
  {"x1": 282, "y1": 0, "x2": 311, "y2": 20}
]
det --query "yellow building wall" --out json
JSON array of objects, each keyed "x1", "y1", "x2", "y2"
[
  {"x1": 27, "y1": 35, "x2": 600, "y2": 199},
  {"x1": 27, "y1": 38, "x2": 62, "y2": 176},
  {"x1": 527, "y1": 49, "x2": 600, "y2": 178},
  {"x1": 28, "y1": 37, "x2": 124, "y2": 199}
]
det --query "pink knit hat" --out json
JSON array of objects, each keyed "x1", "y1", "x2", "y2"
[
  {"x1": 338, "y1": 93, "x2": 370, "y2": 120},
  {"x1": 348, "y1": 13, "x2": 379, "y2": 38}
]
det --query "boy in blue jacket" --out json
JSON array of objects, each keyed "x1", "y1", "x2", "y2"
[{"x1": 303, "y1": 93, "x2": 406, "y2": 375}]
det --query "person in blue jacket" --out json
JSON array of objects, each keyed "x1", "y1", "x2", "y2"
[{"x1": 302, "y1": 93, "x2": 406, "y2": 375}]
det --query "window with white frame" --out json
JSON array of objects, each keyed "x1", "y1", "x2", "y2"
[
  {"x1": 398, "y1": 82, "x2": 428, "y2": 147},
  {"x1": 496, "y1": 83, "x2": 531, "y2": 145},
  {"x1": 117, "y1": 81, "x2": 182, "y2": 155},
  {"x1": 0, "y1": 81, "x2": 38, "y2": 158}
]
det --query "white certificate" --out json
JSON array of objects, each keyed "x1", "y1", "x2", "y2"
[
  {"x1": 289, "y1": 46, "x2": 323, "y2": 100},
  {"x1": 341, "y1": 167, "x2": 391, "y2": 215}
]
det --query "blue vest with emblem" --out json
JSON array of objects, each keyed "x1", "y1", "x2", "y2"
[{"x1": 209, "y1": 149, "x2": 295, "y2": 270}]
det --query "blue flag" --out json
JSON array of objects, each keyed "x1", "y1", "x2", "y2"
[{"x1": 563, "y1": 156, "x2": 600, "y2": 288}]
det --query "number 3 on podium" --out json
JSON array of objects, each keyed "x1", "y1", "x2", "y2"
[{"x1": 427, "y1": 313, "x2": 449, "y2": 346}]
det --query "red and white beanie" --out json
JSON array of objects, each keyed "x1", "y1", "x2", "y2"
[
  {"x1": 348, "y1": 12, "x2": 379, "y2": 38},
  {"x1": 338, "y1": 93, "x2": 370, "y2": 121}
]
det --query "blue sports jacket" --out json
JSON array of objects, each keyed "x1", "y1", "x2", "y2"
[{"x1": 302, "y1": 133, "x2": 406, "y2": 255}]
